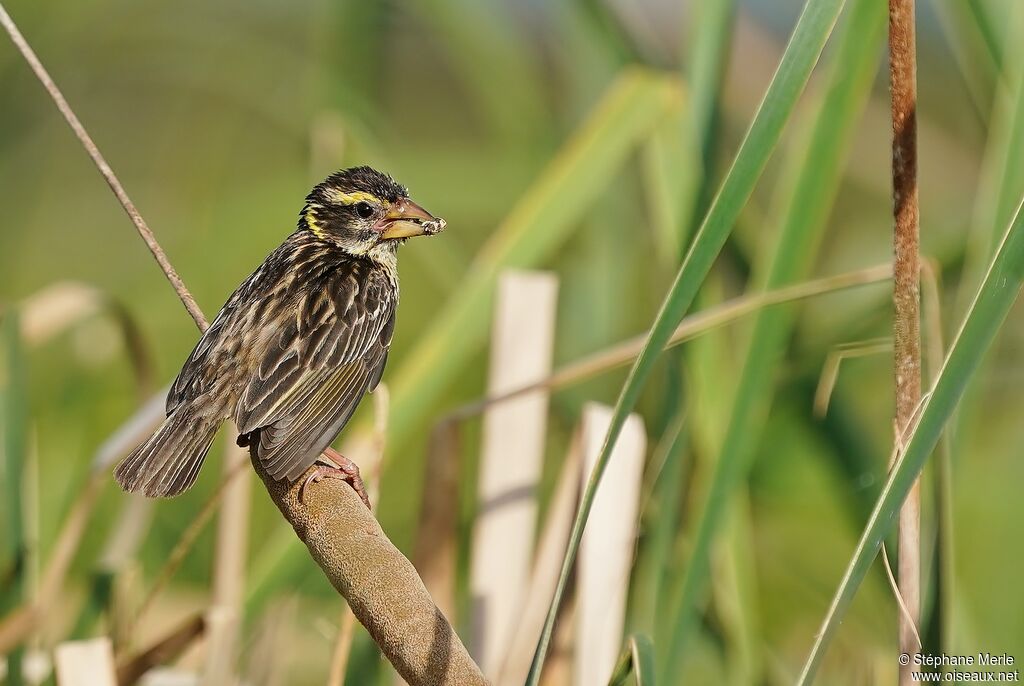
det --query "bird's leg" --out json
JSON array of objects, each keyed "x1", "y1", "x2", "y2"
[{"x1": 298, "y1": 447, "x2": 370, "y2": 509}]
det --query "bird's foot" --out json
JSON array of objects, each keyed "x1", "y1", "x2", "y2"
[{"x1": 298, "y1": 449, "x2": 370, "y2": 509}]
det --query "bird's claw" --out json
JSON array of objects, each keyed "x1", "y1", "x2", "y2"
[{"x1": 298, "y1": 452, "x2": 370, "y2": 509}]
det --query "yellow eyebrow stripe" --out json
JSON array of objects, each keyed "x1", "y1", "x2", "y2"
[{"x1": 327, "y1": 190, "x2": 385, "y2": 206}]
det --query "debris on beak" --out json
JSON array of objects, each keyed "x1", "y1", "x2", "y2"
[{"x1": 376, "y1": 198, "x2": 445, "y2": 240}]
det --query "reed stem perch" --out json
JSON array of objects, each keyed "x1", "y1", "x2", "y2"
[
  {"x1": 249, "y1": 447, "x2": 487, "y2": 686},
  {"x1": 888, "y1": 0, "x2": 922, "y2": 681}
]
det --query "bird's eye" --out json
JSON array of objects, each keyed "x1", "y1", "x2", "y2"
[{"x1": 354, "y1": 202, "x2": 375, "y2": 219}]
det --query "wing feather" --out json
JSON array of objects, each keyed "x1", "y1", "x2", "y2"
[
  {"x1": 234, "y1": 262, "x2": 395, "y2": 481},
  {"x1": 258, "y1": 356, "x2": 378, "y2": 481}
]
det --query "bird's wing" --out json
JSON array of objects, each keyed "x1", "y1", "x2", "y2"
[
  {"x1": 166, "y1": 262, "x2": 260, "y2": 415},
  {"x1": 250, "y1": 349, "x2": 386, "y2": 481},
  {"x1": 235, "y1": 265, "x2": 395, "y2": 482},
  {"x1": 166, "y1": 306, "x2": 233, "y2": 415}
]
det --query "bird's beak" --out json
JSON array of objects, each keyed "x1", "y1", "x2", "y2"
[{"x1": 376, "y1": 198, "x2": 446, "y2": 240}]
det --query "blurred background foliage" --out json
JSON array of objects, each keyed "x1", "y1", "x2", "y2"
[{"x1": 1, "y1": 0, "x2": 1023, "y2": 683}]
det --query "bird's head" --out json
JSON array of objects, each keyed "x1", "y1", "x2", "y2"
[{"x1": 300, "y1": 166, "x2": 445, "y2": 260}]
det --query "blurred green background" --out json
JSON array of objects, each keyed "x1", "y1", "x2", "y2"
[{"x1": 2, "y1": 0, "x2": 1023, "y2": 683}]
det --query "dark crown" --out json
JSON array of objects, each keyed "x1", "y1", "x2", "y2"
[{"x1": 308, "y1": 166, "x2": 407, "y2": 206}]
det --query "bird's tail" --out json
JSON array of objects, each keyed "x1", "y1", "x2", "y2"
[{"x1": 114, "y1": 409, "x2": 220, "y2": 497}]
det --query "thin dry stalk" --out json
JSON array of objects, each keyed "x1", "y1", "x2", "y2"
[
  {"x1": 37, "y1": 473, "x2": 104, "y2": 602},
  {"x1": 328, "y1": 610, "x2": 359, "y2": 686},
  {"x1": 0, "y1": 606, "x2": 35, "y2": 656},
  {"x1": 814, "y1": 339, "x2": 893, "y2": 417},
  {"x1": 116, "y1": 612, "x2": 206, "y2": 686},
  {"x1": 446, "y1": 264, "x2": 891, "y2": 422},
  {"x1": 881, "y1": 545, "x2": 923, "y2": 652},
  {"x1": 0, "y1": 4, "x2": 207, "y2": 331},
  {"x1": 889, "y1": 0, "x2": 923, "y2": 678}
]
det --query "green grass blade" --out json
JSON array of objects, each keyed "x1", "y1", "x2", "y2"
[
  {"x1": 660, "y1": 0, "x2": 886, "y2": 676},
  {"x1": 608, "y1": 634, "x2": 656, "y2": 686},
  {"x1": 643, "y1": 98, "x2": 695, "y2": 260},
  {"x1": 678, "y1": 0, "x2": 737, "y2": 251},
  {"x1": 1, "y1": 312, "x2": 26, "y2": 570},
  {"x1": 575, "y1": 0, "x2": 649, "y2": 65},
  {"x1": 524, "y1": 1, "x2": 846, "y2": 682},
  {"x1": 959, "y1": 5, "x2": 1024, "y2": 314},
  {"x1": 684, "y1": 0, "x2": 737, "y2": 163},
  {"x1": 964, "y1": 0, "x2": 1005, "y2": 70},
  {"x1": 645, "y1": 0, "x2": 735, "y2": 260},
  {"x1": 797, "y1": 196, "x2": 1024, "y2": 683},
  {"x1": 628, "y1": 411, "x2": 688, "y2": 637},
  {"x1": 1, "y1": 310, "x2": 27, "y2": 686},
  {"x1": 385, "y1": 68, "x2": 679, "y2": 446}
]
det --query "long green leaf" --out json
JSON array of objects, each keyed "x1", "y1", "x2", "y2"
[
  {"x1": 628, "y1": 411, "x2": 688, "y2": 637},
  {"x1": 678, "y1": 0, "x2": 737, "y2": 253},
  {"x1": 643, "y1": 0, "x2": 735, "y2": 261},
  {"x1": 643, "y1": 98, "x2": 695, "y2": 261},
  {"x1": 524, "y1": 1, "x2": 846, "y2": 682},
  {"x1": 684, "y1": 0, "x2": 736, "y2": 146},
  {"x1": 1, "y1": 311, "x2": 27, "y2": 686},
  {"x1": 959, "y1": 4, "x2": 1024, "y2": 316},
  {"x1": 797, "y1": 196, "x2": 1024, "y2": 683},
  {"x1": 964, "y1": 0, "x2": 1006, "y2": 70},
  {"x1": 608, "y1": 634, "x2": 656, "y2": 686},
  {"x1": 661, "y1": 0, "x2": 886, "y2": 676}
]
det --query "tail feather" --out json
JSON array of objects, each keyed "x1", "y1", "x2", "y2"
[{"x1": 115, "y1": 411, "x2": 220, "y2": 497}]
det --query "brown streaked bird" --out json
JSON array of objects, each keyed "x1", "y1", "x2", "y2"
[{"x1": 115, "y1": 166, "x2": 444, "y2": 503}]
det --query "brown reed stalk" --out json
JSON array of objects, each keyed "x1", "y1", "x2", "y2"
[
  {"x1": 889, "y1": 0, "x2": 923, "y2": 681},
  {"x1": 251, "y1": 448, "x2": 486, "y2": 686}
]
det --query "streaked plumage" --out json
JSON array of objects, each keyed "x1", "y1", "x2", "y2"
[{"x1": 116, "y1": 167, "x2": 443, "y2": 497}]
